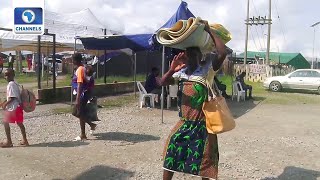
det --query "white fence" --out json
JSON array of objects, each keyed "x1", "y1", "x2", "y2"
[{"x1": 233, "y1": 64, "x2": 295, "y2": 82}]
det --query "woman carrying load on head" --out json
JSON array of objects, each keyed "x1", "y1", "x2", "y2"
[{"x1": 159, "y1": 22, "x2": 228, "y2": 180}]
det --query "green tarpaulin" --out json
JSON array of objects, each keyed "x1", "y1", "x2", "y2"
[{"x1": 239, "y1": 51, "x2": 311, "y2": 69}]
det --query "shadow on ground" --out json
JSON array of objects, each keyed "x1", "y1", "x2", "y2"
[
  {"x1": 226, "y1": 97, "x2": 265, "y2": 119},
  {"x1": 262, "y1": 166, "x2": 320, "y2": 180},
  {"x1": 31, "y1": 141, "x2": 89, "y2": 148},
  {"x1": 53, "y1": 165, "x2": 134, "y2": 180},
  {"x1": 94, "y1": 132, "x2": 160, "y2": 143}
]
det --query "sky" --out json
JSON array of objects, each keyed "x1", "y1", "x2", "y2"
[{"x1": 1, "y1": 0, "x2": 320, "y2": 58}]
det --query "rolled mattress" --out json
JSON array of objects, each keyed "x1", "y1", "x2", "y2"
[{"x1": 156, "y1": 17, "x2": 232, "y2": 54}]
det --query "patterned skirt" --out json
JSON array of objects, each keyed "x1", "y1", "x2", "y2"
[{"x1": 163, "y1": 120, "x2": 219, "y2": 179}]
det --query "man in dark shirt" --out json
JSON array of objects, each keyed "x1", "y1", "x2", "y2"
[
  {"x1": 236, "y1": 72, "x2": 253, "y2": 99},
  {"x1": 145, "y1": 67, "x2": 161, "y2": 94},
  {"x1": 214, "y1": 76, "x2": 230, "y2": 99}
]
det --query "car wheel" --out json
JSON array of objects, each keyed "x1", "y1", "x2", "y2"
[{"x1": 269, "y1": 81, "x2": 282, "y2": 92}]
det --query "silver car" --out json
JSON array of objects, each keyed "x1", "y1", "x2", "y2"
[{"x1": 263, "y1": 69, "x2": 320, "y2": 94}]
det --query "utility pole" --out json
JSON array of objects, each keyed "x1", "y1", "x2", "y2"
[
  {"x1": 311, "y1": 21, "x2": 320, "y2": 69},
  {"x1": 244, "y1": 0, "x2": 250, "y2": 66},
  {"x1": 266, "y1": 0, "x2": 272, "y2": 66},
  {"x1": 312, "y1": 28, "x2": 316, "y2": 69},
  {"x1": 245, "y1": 0, "x2": 272, "y2": 66}
]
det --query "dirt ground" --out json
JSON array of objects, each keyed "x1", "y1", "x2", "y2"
[{"x1": 0, "y1": 95, "x2": 319, "y2": 180}]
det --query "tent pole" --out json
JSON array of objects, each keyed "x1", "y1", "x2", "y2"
[
  {"x1": 46, "y1": 42, "x2": 49, "y2": 87},
  {"x1": 42, "y1": 54, "x2": 44, "y2": 78},
  {"x1": 96, "y1": 51, "x2": 99, "y2": 78},
  {"x1": 104, "y1": 29, "x2": 107, "y2": 84},
  {"x1": 134, "y1": 53, "x2": 137, "y2": 98},
  {"x1": 52, "y1": 34, "x2": 56, "y2": 98},
  {"x1": 71, "y1": 38, "x2": 76, "y2": 106},
  {"x1": 161, "y1": 46, "x2": 165, "y2": 124},
  {"x1": 37, "y1": 35, "x2": 41, "y2": 89}
]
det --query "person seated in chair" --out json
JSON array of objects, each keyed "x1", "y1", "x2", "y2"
[
  {"x1": 236, "y1": 72, "x2": 253, "y2": 99},
  {"x1": 145, "y1": 67, "x2": 162, "y2": 104},
  {"x1": 214, "y1": 76, "x2": 230, "y2": 99}
]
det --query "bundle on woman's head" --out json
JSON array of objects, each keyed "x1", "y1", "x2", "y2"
[{"x1": 156, "y1": 17, "x2": 232, "y2": 54}]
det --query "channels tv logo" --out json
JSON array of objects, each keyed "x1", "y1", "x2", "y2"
[{"x1": 14, "y1": 7, "x2": 44, "y2": 35}]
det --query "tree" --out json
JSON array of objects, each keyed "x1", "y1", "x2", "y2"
[
  {"x1": 193, "y1": 151, "x2": 200, "y2": 159},
  {"x1": 182, "y1": 124, "x2": 188, "y2": 131},
  {"x1": 176, "y1": 146, "x2": 183, "y2": 155},
  {"x1": 196, "y1": 139, "x2": 204, "y2": 148},
  {"x1": 190, "y1": 163, "x2": 198, "y2": 171},
  {"x1": 187, "y1": 148, "x2": 193, "y2": 158},
  {"x1": 188, "y1": 124, "x2": 194, "y2": 131},
  {"x1": 174, "y1": 133, "x2": 181, "y2": 141},
  {"x1": 183, "y1": 135, "x2": 191, "y2": 141},
  {"x1": 168, "y1": 143, "x2": 176, "y2": 152},
  {"x1": 178, "y1": 161, "x2": 185, "y2": 171},
  {"x1": 199, "y1": 124, "x2": 206, "y2": 132},
  {"x1": 166, "y1": 157, "x2": 175, "y2": 167}
]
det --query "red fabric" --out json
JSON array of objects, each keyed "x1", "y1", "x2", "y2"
[
  {"x1": 27, "y1": 58, "x2": 32, "y2": 70},
  {"x1": 0, "y1": 57, "x2": 3, "y2": 66},
  {"x1": 3, "y1": 106, "x2": 24, "y2": 124}
]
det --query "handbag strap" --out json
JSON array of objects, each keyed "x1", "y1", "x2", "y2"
[{"x1": 205, "y1": 78, "x2": 221, "y2": 99}]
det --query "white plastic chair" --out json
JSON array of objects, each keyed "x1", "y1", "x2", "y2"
[
  {"x1": 167, "y1": 85, "x2": 178, "y2": 109},
  {"x1": 136, "y1": 81, "x2": 156, "y2": 108},
  {"x1": 232, "y1": 81, "x2": 246, "y2": 102}
]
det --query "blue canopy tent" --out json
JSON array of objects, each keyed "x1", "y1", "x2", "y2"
[
  {"x1": 80, "y1": 34, "x2": 154, "y2": 97},
  {"x1": 80, "y1": 33, "x2": 153, "y2": 52}
]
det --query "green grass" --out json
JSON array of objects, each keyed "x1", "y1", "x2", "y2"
[
  {"x1": 52, "y1": 94, "x2": 135, "y2": 114},
  {"x1": 0, "y1": 73, "x2": 37, "y2": 85},
  {"x1": 95, "y1": 74, "x2": 146, "y2": 84},
  {"x1": 219, "y1": 75, "x2": 320, "y2": 105},
  {"x1": 99, "y1": 94, "x2": 136, "y2": 108},
  {"x1": 47, "y1": 74, "x2": 146, "y2": 88}
]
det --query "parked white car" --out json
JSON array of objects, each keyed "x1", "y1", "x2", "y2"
[{"x1": 263, "y1": 69, "x2": 320, "y2": 94}]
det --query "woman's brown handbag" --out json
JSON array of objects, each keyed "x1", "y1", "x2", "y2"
[{"x1": 202, "y1": 81, "x2": 235, "y2": 134}]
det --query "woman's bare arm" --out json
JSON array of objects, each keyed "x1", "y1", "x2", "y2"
[
  {"x1": 203, "y1": 23, "x2": 227, "y2": 71},
  {"x1": 159, "y1": 70, "x2": 175, "y2": 86}
]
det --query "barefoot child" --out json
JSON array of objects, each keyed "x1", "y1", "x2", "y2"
[{"x1": 0, "y1": 69, "x2": 29, "y2": 147}]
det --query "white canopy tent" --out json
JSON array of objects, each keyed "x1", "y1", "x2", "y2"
[{"x1": 0, "y1": 8, "x2": 118, "y2": 52}]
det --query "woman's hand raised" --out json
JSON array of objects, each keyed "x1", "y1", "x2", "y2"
[{"x1": 170, "y1": 52, "x2": 187, "y2": 73}]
